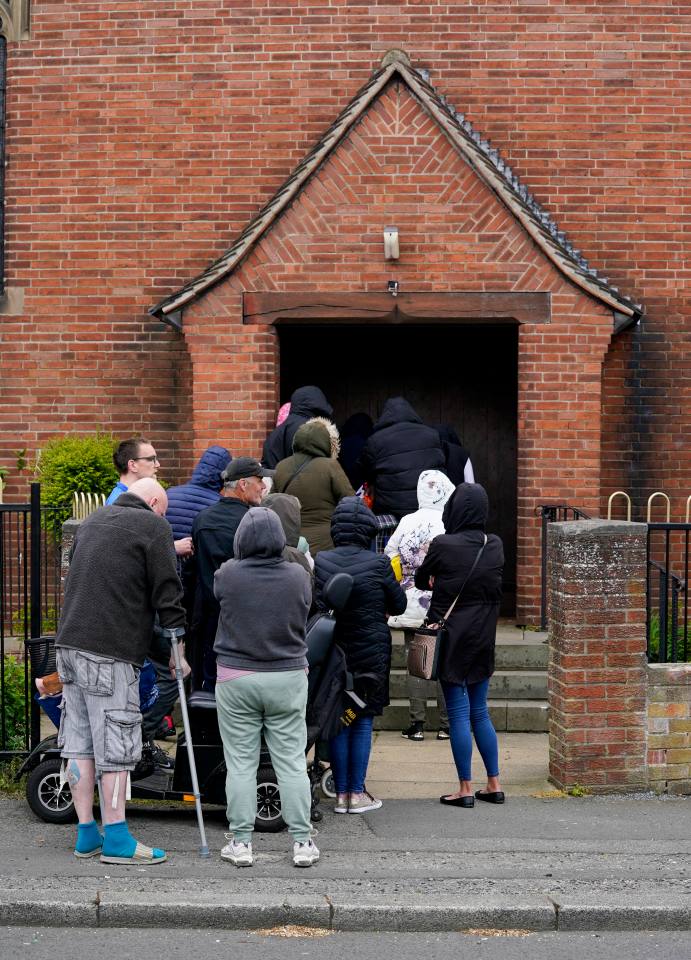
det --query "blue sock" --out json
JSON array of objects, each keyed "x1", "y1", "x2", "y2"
[
  {"x1": 102, "y1": 821, "x2": 136, "y2": 858},
  {"x1": 102, "y1": 821, "x2": 165, "y2": 860},
  {"x1": 75, "y1": 820, "x2": 102, "y2": 855}
]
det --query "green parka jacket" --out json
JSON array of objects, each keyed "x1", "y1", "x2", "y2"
[{"x1": 273, "y1": 420, "x2": 354, "y2": 555}]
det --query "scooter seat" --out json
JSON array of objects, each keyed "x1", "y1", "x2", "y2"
[{"x1": 187, "y1": 689, "x2": 217, "y2": 711}]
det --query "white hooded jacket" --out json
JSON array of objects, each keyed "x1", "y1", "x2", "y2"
[{"x1": 384, "y1": 470, "x2": 455, "y2": 629}]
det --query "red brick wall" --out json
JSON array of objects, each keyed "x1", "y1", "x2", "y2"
[
  {"x1": 186, "y1": 82, "x2": 612, "y2": 620},
  {"x1": 0, "y1": 3, "x2": 688, "y2": 606},
  {"x1": 648, "y1": 663, "x2": 691, "y2": 795}
]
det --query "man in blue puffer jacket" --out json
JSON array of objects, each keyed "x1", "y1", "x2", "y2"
[{"x1": 165, "y1": 445, "x2": 232, "y2": 540}]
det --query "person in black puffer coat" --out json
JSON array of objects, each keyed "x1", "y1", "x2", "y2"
[
  {"x1": 415, "y1": 483, "x2": 505, "y2": 809},
  {"x1": 262, "y1": 386, "x2": 333, "y2": 469},
  {"x1": 315, "y1": 496, "x2": 406, "y2": 814},
  {"x1": 357, "y1": 397, "x2": 446, "y2": 519}
]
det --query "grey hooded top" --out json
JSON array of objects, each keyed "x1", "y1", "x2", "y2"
[
  {"x1": 263, "y1": 492, "x2": 313, "y2": 578},
  {"x1": 213, "y1": 507, "x2": 311, "y2": 671}
]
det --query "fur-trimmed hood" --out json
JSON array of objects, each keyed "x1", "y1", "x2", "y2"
[{"x1": 305, "y1": 416, "x2": 340, "y2": 458}]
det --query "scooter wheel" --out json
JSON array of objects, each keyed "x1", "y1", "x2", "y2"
[
  {"x1": 26, "y1": 758, "x2": 77, "y2": 824},
  {"x1": 320, "y1": 767, "x2": 336, "y2": 799},
  {"x1": 254, "y1": 765, "x2": 286, "y2": 833}
]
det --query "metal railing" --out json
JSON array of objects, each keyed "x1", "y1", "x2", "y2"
[
  {"x1": 1, "y1": 484, "x2": 62, "y2": 758},
  {"x1": 647, "y1": 523, "x2": 690, "y2": 664},
  {"x1": 71, "y1": 491, "x2": 106, "y2": 520},
  {"x1": 538, "y1": 494, "x2": 690, "y2": 663},
  {"x1": 537, "y1": 503, "x2": 591, "y2": 630}
]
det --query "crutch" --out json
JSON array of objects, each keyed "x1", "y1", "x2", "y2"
[{"x1": 164, "y1": 626, "x2": 210, "y2": 858}]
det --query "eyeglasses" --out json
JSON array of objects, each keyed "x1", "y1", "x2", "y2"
[{"x1": 133, "y1": 455, "x2": 159, "y2": 463}]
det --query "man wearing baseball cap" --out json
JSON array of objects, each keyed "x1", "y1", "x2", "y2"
[{"x1": 191, "y1": 458, "x2": 273, "y2": 690}]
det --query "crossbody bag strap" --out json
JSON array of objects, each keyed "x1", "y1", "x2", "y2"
[
  {"x1": 279, "y1": 456, "x2": 314, "y2": 493},
  {"x1": 440, "y1": 534, "x2": 488, "y2": 623}
]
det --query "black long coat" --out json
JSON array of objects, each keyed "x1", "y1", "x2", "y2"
[
  {"x1": 315, "y1": 496, "x2": 406, "y2": 715},
  {"x1": 357, "y1": 397, "x2": 446, "y2": 518},
  {"x1": 415, "y1": 483, "x2": 503, "y2": 686},
  {"x1": 262, "y1": 385, "x2": 333, "y2": 469}
]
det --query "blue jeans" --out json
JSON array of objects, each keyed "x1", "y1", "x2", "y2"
[
  {"x1": 329, "y1": 715, "x2": 374, "y2": 794},
  {"x1": 441, "y1": 678, "x2": 499, "y2": 782}
]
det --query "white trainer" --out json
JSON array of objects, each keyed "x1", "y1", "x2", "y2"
[
  {"x1": 221, "y1": 836, "x2": 253, "y2": 867},
  {"x1": 348, "y1": 791, "x2": 383, "y2": 814},
  {"x1": 334, "y1": 793, "x2": 349, "y2": 814},
  {"x1": 293, "y1": 839, "x2": 320, "y2": 867}
]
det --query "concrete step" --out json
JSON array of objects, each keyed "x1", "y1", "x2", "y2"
[
  {"x1": 390, "y1": 628, "x2": 548, "y2": 672},
  {"x1": 389, "y1": 669, "x2": 548, "y2": 701},
  {"x1": 375, "y1": 699, "x2": 549, "y2": 734}
]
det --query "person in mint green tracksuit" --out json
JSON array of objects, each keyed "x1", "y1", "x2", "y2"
[{"x1": 213, "y1": 507, "x2": 319, "y2": 869}]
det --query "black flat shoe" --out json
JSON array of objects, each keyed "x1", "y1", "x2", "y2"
[
  {"x1": 440, "y1": 794, "x2": 474, "y2": 808},
  {"x1": 474, "y1": 790, "x2": 505, "y2": 804}
]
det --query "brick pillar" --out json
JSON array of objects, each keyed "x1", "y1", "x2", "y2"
[
  {"x1": 60, "y1": 518, "x2": 81, "y2": 584},
  {"x1": 547, "y1": 520, "x2": 648, "y2": 791}
]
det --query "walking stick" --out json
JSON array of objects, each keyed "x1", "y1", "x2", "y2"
[{"x1": 164, "y1": 626, "x2": 210, "y2": 858}]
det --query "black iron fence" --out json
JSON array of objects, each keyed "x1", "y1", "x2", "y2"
[
  {"x1": 0, "y1": 484, "x2": 63, "y2": 758},
  {"x1": 647, "y1": 523, "x2": 690, "y2": 664}
]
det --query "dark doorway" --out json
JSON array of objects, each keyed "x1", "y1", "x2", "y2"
[{"x1": 279, "y1": 323, "x2": 517, "y2": 612}]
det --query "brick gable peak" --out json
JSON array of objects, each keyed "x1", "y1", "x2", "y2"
[{"x1": 150, "y1": 50, "x2": 643, "y2": 332}]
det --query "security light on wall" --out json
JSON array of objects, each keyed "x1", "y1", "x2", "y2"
[{"x1": 383, "y1": 226, "x2": 399, "y2": 260}]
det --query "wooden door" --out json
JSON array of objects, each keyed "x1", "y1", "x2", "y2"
[{"x1": 279, "y1": 323, "x2": 517, "y2": 611}]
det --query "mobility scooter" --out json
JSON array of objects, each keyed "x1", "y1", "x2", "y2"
[{"x1": 20, "y1": 573, "x2": 353, "y2": 833}]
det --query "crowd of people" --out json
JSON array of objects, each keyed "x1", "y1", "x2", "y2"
[{"x1": 53, "y1": 386, "x2": 504, "y2": 869}]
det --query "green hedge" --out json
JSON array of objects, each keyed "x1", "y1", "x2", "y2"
[
  {"x1": 0, "y1": 655, "x2": 27, "y2": 752},
  {"x1": 36, "y1": 433, "x2": 118, "y2": 536}
]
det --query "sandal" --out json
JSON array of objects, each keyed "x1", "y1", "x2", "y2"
[{"x1": 100, "y1": 841, "x2": 167, "y2": 864}]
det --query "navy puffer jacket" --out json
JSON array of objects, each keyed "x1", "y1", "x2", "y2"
[
  {"x1": 314, "y1": 497, "x2": 406, "y2": 715},
  {"x1": 165, "y1": 446, "x2": 232, "y2": 540}
]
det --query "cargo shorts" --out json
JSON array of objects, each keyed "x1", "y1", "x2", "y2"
[{"x1": 56, "y1": 647, "x2": 142, "y2": 773}]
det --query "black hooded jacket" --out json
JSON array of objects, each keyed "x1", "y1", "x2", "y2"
[
  {"x1": 434, "y1": 425, "x2": 471, "y2": 487},
  {"x1": 262, "y1": 386, "x2": 333, "y2": 469},
  {"x1": 338, "y1": 412, "x2": 373, "y2": 489},
  {"x1": 314, "y1": 497, "x2": 406, "y2": 715},
  {"x1": 357, "y1": 397, "x2": 446, "y2": 518},
  {"x1": 414, "y1": 483, "x2": 503, "y2": 686}
]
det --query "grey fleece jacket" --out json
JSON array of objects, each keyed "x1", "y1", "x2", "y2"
[
  {"x1": 213, "y1": 507, "x2": 311, "y2": 671},
  {"x1": 56, "y1": 493, "x2": 186, "y2": 667}
]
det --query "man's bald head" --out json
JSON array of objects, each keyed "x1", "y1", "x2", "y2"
[{"x1": 128, "y1": 477, "x2": 169, "y2": 517}]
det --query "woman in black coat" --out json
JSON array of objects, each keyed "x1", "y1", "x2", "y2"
[
  {"x1": 315, "y1": 496, "x2": 406, "y2": 815},
  {"x1": 415, "y1": 483, "x2": 505, "y2": 807}
]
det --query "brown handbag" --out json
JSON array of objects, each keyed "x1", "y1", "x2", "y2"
[{"x1": 406, "y1": 535, "x2": 487, "y2": 681}]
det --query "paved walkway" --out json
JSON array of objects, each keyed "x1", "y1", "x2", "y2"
[
  {"x1": 152, "y1": 730, "x2": 552, "y2": 800},
  {"x1": 367, "y1": 730, "x2": 551, "y2": 799}
]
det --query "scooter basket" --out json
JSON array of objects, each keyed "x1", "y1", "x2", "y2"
[{"x1": 25, "y1": 635, "x2": 57, "y2": 678}]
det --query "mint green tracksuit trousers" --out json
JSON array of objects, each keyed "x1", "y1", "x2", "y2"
[{"x1": 215, "y1": 669, "x2": 312, "y2": 844}]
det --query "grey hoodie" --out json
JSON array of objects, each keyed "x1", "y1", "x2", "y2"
[
  {"x1": 213, "y1": 507, "x2": 311, "y2": 671},
  {"x1": 263, "y1": 492, "x2": 313, "y2": 578}
]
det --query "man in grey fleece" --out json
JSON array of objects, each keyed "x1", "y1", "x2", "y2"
[
  {"x1": 56, "y1": 477, "x2": 186, "y2": 865},
  {"x1": 213, "y1": 506, "x2": 318, "y2": 868}
]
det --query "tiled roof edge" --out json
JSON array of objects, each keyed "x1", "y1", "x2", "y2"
[{"x1": 150, "y1": 55, "x2": 643, "y2": 326}]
